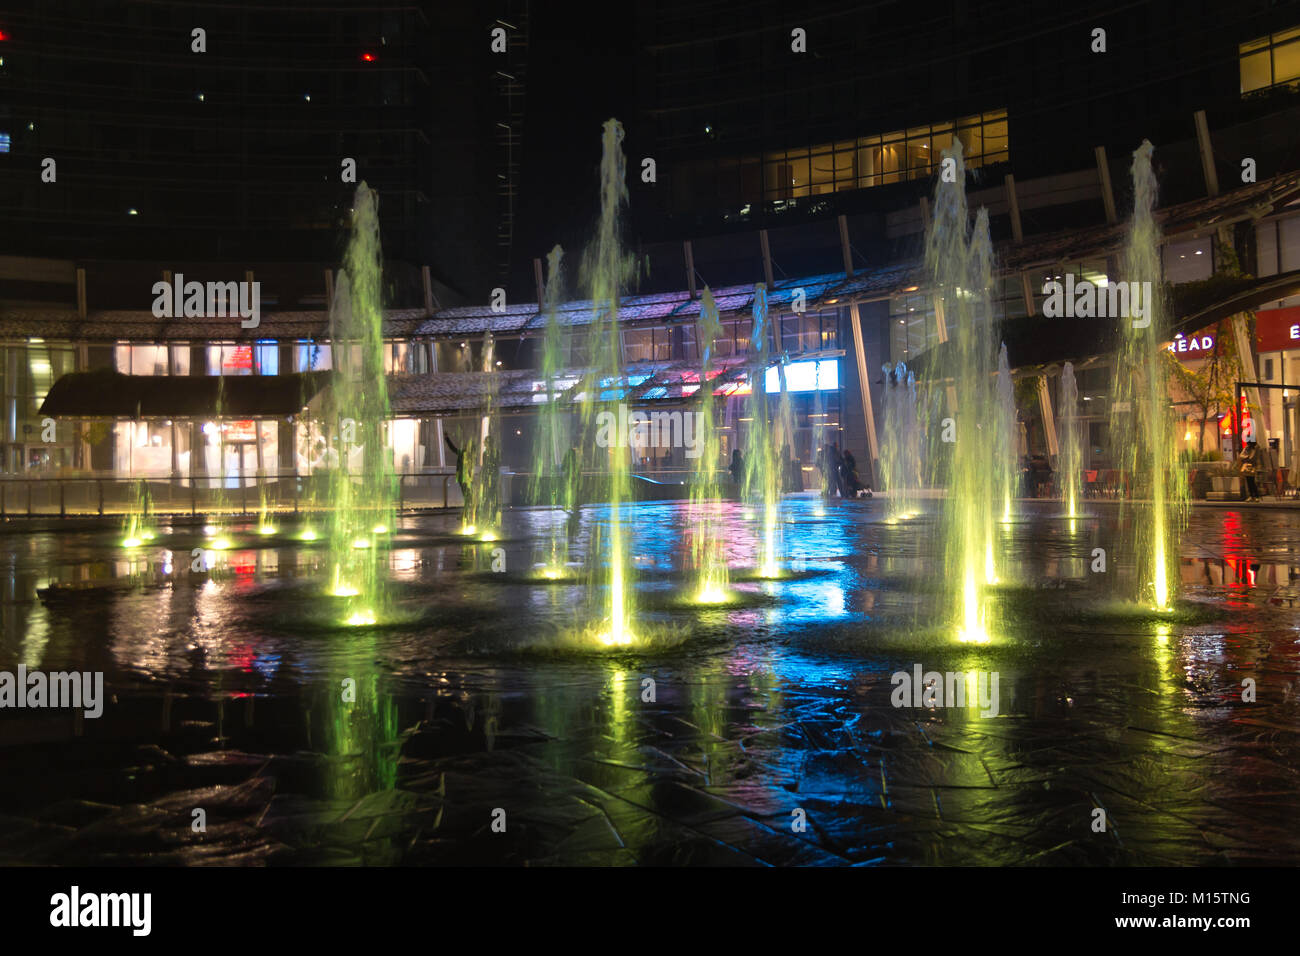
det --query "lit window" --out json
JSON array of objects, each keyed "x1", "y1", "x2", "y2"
[
  {"x1": 0, "y1": 132, "x2": 9, "y2": 154},
  {"x1": 755, "y1": 109, "x2": 1008, "y2": 203},
  {"x1": 1240, "y1": 26, "x2": 1300, "y2": 95}
]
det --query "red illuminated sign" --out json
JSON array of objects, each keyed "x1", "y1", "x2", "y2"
[
  {"x1": 225, "y1": 420, "x2": 257, "y2": 442},
  {"x1": 223, "y1": 345, "x2": 252, "y2": 371},
  {"x1": 1255, "y1": 305, "x2": 1300, "y2": 353}
]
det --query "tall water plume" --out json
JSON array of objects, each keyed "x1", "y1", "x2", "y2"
[
  {"x1": 578, "y1": 119, "x2": 636, "y2": 643},
  {"x1": 1108, "y1": 141, "x2": 1188, "y2": 608},
  {"x1": 743, "y1": 282, "x2": 783, "y2": 577},
  {"x1": 326, "y1": 182, "x2": 394, "y2": 626},
  {"x1": 925, "y1": 142, "x2": 1000, "y2": 642},
  {"x1": 995, "y1": 344, "x2": 1018, "y2": 522},
  {"x1": 881, "y1": 361, "x2": 921, "y2": 520},
  {"x1": 689, "y1": 288, "x2": 729, "y2": 601},
  {"x1": 1059, "y1": 361, "x2": 1082, "y2": 518},
  {"x1": 531, "y1": 245, "x2": 571, "y2": 572}
]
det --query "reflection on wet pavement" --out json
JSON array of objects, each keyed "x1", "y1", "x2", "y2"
[{"x1": 1, "y1": 499, "x2": 1298, "y2": 865}]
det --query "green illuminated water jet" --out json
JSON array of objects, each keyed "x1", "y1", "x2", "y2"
[
  {"x1": 925, "y1": 141, "x2": 999, "y2": 642},
  {"x1": 743, "y1": 283, "x2": 784, "y2": 578},
  {"x1": 325, "y1": 182, "x2": 395, "y2": 624},
  {"x1": 579, "y1": 119, "x2": 636, "y2": 644},
  {"x1": 465, "y1": 331, "x2": 502, "y2": 536},
  {"x1": 1109, "y1": 141, "x2": 1188, "y2": 609},
  {"x1": 530, "y1": 245, "x2": 574, "y2": 573},
  {"x1": 881, "y1": 361, "x2": 921, "y2": 521},
  {"x1": 1059, "y1": 361, "x2": 1082, "y2": 518},
  {"x1": 995, "y1": 344, "x2": 1017, "y2": 523},
  {"x1": 690, "y1": 288, "x2": 729, "y2": 601}
]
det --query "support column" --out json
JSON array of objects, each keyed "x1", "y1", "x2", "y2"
[
  {"x1": 1194, "y1": 110, "x2": 1219, "y2": 198},
  {"x1": 1095, "y1": 146, "x2": 1117, "y2": 224},
  {"x1": 1037, "y1": 374, "x2": 1059, "y2": 458},
  {"x1": 1230, "y1": 311, "x2": 1269, "y2": 435},
  {"x1": 684, "y1": 241, "x2": 697, "y2": 300},
  {"x1": 848, "y1": 302, "x2": 879, "y2": 474}
]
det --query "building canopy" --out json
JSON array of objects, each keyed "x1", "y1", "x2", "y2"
[{"x1": 39, "y1": 369, "x2": 331, "y2": 418}]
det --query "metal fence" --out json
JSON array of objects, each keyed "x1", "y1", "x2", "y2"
[{"x1": 0, "y1": 471, "x2": 465, "y2": 518}]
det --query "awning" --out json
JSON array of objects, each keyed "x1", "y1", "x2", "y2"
[{"x1": 39, "y1": 368, "x2": 332, "y2": 418}]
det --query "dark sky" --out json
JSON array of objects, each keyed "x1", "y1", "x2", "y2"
[{"x1": 512, "y1": 4, "x2": 639, "y2": 296}]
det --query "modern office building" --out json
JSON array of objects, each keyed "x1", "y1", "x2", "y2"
[{"x1": 4, "y1": 5, "x2": 1300, "y2": 506}]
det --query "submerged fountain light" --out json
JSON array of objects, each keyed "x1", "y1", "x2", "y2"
[
  {"x1": 352, "y1": 538, "x2": 371, "y2": 549},
  {"x1": 122, "y1": 536, "x2": 143, "y2": 548},
  {"x1": 695, "y1": 586, "x2": 732, "y2": 605},
  {"x1": 345, "y1": 610, "x2": 377, "y2": 627},
  {"x1": 460, "y1": 524, "x2": 477, "y2": 536},
  {"x1": 595, "y1": 626, "x2": 634, "y2": 647},
  {"x1": 210, "y1": 536, "x2": 232, "y2": 550},
  {"x1": 300, "y1": 528, "x2": 318, "y2": 541},
  {"x1": 258, "y1": 524, "x2": 277, "y2": 535},
  {"x1": 371, "y1": 523, "x2": 388, "y2": 534}
]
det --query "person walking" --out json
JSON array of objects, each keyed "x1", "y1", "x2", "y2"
[
  {"x1": 729, "y1": 448, "x2": 745, "y2": 487},
  {"x1": 828, "y1": 442, "x2": 847, "y2": 498},
  {"x1": 1239, "y1": 438, "x2": 1263, "y2": 501}
]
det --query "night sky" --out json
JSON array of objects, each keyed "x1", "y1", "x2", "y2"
[{"x1": 513, "y1": 5, "x2": 638, "y2": 294}]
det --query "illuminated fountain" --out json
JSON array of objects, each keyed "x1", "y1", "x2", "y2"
[
  {"x1": 994, "y1": 344, "x2": 1018, "y2": 523},
  {"x1": 465, "y1": 330, "x2": 502, "y2": 539},
  {"x1": 325, "y1": 182, "x2": 395, "y2": 625},
  {"x1": 120, "y1": 479, "x2": 154, "y2": 547},
  {"x1": 1058, "y1": 361, "x2": 1082, "y2": 518},
  {"x1": 881, "y1": 361, "x2": 922, "y2": 521},
  {"x1": 689, "y1": 288, "x2": 730, "y2": 602},
  {"x1": 1109, "y1": 141, "x2": 1188, "y2": 609},
  {"x1": 925, "y1": 141, "x2": 999, "y2": 642},
  {"x1": 530, "y1": 245, "x2": 574, "y2": 575},
  {"x1": 743, "y1": 282, "x2": 784, "y2": 578},
  {"x1": 578, "y1": 119, "x2": 636, "y2": 644}
]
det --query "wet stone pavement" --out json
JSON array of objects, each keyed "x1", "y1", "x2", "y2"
[{"x1": 1, "y1": 498, "x2": 1299, "y2": 866}]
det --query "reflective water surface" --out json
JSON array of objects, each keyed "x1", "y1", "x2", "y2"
[{"x1": 2, "y1": 497, "x2": 1298, "y2": 865}]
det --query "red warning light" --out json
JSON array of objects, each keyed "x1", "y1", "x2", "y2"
[
  {"x1": 360, "y1": 51, "x2": 376, "y2": 62},
  {"x1": 0, "y1": 29, "x2": 10, "y2": 41}
]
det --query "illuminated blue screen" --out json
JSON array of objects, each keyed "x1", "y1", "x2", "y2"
[{"x1": 765, "y1": 359, "x2": 838, "y2": 393}]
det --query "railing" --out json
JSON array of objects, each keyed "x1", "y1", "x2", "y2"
[{"x1": 0, "y1": 471, "x2": 463, "y2": 519}]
